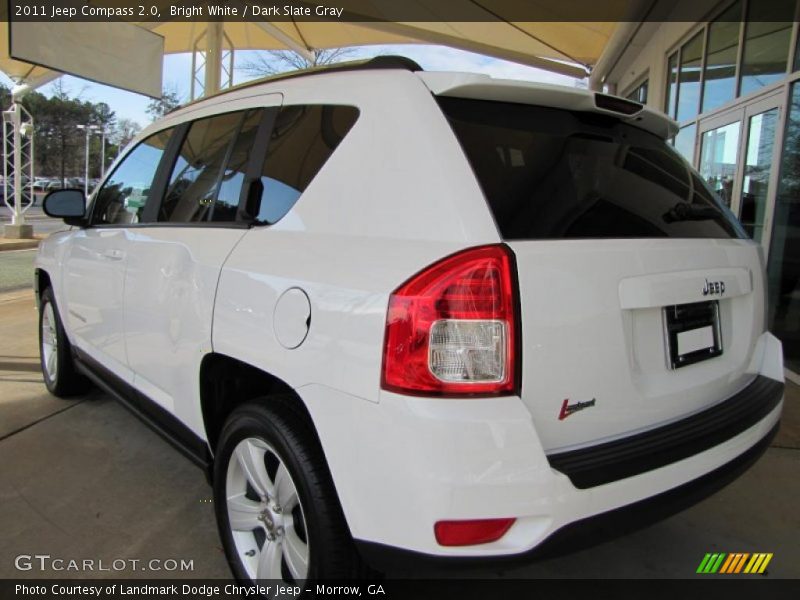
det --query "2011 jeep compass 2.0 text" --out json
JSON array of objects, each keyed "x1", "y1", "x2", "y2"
[{"x1": 35, "y1": 57, "x2": 784, "y2": 582}]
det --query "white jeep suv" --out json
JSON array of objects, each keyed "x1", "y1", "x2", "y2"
[{"x1": 36, "y1": 57, "x2": 784, "y2": 582}]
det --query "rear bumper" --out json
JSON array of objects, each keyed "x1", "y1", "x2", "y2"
[
  {"x1": 300, "y1": 332, "x2": 784, "y2": 562},
  {"x1": 547, "y1": 375, "x2": 783, "y2": 489},
  {"x1": 355, "y1": 422, "x2": 779, "y2": 572}
]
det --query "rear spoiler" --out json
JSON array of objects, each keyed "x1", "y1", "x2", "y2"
[{"x1": 418, "y1": 71, "x2": 679, "y2": 140}]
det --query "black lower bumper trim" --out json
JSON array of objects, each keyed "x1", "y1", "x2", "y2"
[
  {"x1": 355, "y1": 423, "x2": 778, "y2": 573},
  {"x1": 547, "y1": 375, "x2": 783, "y2": 489}
]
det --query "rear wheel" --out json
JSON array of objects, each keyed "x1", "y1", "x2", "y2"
[
  {"x1": 213, "y1": 401, "x2": 365, "y2": 585},
  {"x1": 39, "y1": 287, "x2": 88, "y2": 397}
]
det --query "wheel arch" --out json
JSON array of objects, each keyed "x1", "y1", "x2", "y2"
[
  {"x1": 199, "y1": 352, "x2": 319, "y2": 456},
  {"x1": 34, "y1": 267, "x2": 52, "y2": 308}
]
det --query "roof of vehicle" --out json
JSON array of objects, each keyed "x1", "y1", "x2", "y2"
[
  {"x1": 176, "y1": 55, "x2": 423, "y2": 112},
  {"x1": 165, "y1": 54, "x2": 677, "y2": 141}
]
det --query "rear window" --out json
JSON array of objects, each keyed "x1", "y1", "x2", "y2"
[{"x1": 438, "y1": 97, "x2": 744, "y2": 240}]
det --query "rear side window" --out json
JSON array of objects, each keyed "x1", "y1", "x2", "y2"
[
  {"x1": 255, "y1": 105, "x2": 359, "y2": 224},
  {"x1": 438, "y1": 97, "x2": 743, "y2": 240},
  {"x1": 160, "y1": 109, "x2": 263, "y2": 223},
  {"x1": 91, "y1": 128, "x2": 173, "y2": 225}
]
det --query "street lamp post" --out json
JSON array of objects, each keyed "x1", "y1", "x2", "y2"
[
  {"x1": 76, "y1": 124, "x2": 99, "y2": 196},
  {"x1": 99, "y1": 129, "x2": 106, "y2": 178}
]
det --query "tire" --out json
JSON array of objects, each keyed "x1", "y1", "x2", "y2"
[
  {"x1": 213, "y1": 400, "x2": 366, "y2": 585},
  {"x1": 39, "y1": 287, "x2": 89, "y2": 397}
]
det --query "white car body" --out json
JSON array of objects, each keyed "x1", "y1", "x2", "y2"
[{"x1": 35, "y1": 59, "x2": 784, "y2": 570}]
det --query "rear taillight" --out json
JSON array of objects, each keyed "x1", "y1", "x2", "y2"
[{"x1": 381, "y1": 244, "x2": 518, "y2": 396}]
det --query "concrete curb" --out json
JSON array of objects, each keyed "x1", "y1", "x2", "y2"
[
  {"x1": 0, "y1": 240, "x2": 40, "y2": 251},
  {"x1": 0, "y1": 288, "x2": 34, "y2": 304}
]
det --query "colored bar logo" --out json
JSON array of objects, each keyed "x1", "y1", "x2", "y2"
[{"x1": 696, "y1": 552, "x2": 773, "y2": 574}]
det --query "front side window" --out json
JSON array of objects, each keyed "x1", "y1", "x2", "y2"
[
  {"x1": 91, "y1": 129, "x2": 173, "y2": 225},
  {"x1": 255, "y1": 105, "x2": 359, "y2": 224},
  {"x1": 159, "y1": 110, "x2": 262, "y2": 223},
  {"x1": 438, "y1": 97, "x2": 744, "y2": 240}
]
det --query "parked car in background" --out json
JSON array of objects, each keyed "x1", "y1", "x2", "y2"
[
  {"x1": 35, "y1": 57, "x2": 785, "y2": 584},
  {"x1": 33, "y1": 178, "x2": 53, "y2": 191}
]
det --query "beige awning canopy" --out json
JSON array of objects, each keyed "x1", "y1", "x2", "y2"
[
  {"x1": 148, "y1": 20, "x2": 616, "y2": 76},
  {"x1": 0, "y1": 0, "x2": 638, "y2": 95}
]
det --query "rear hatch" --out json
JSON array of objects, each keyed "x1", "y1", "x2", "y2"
[{"x1": 437, "y1": 94, "x2": 765, "y2": 453}]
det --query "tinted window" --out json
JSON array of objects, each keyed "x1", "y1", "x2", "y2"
[
  {"x1": 256, "y1": 105, "x2": 358, "y2": 224},
  {"x1": 160, "y1": 110, "x2": 262, "y2": 223},
  {"x1": 438, "y1": 97, "x2": 744, "y2": 240},
  {"x1": 91, "y1": 129, "x2": 173, "y2": 225}
]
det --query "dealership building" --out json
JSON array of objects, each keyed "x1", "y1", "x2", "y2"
[{"x1": 593, "y1": 0, "x2": 800, "y2": 375}]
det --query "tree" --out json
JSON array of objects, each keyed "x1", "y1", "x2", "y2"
[
  {"x1": 146, "y1": 86, "x2": 182, "y2": 120},
  {"x1": 238, "y1": 48, "x2": 353, "y2": 78},
  {"x1": 0, "y1": 79, "x2": 130, "y2": 182},
  {"x1": 112, "y1": 118, "x2": 142, "y2": 150}
]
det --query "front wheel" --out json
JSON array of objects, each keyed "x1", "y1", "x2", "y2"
[
  {"x1": 39, "y1": 287, "x2": 88, "y2": 397},
  {"x1": 213, "y1": 401, "x2": 365, "y2": 585}
]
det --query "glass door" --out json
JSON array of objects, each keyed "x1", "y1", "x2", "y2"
[
  {"x1": 698, "y1": 93, "x2": 783, "y2": 253},
  {"x1": 698, "y1": 111, "x2": 742, "y2": 211},
  {"x1": 739, "y1": 97, "x2": 782, "y2": 249}
]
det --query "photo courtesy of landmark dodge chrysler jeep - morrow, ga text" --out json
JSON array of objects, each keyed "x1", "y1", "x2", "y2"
[{"x1": 35, "y1": 57, "x2": 784, "y2": 584}]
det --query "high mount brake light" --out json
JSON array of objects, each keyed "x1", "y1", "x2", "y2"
[{"x1": 381, "y1": 245, "x2": 518, "y2": 396}]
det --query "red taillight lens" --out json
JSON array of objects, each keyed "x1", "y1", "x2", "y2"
[
  {"x1": 381, "y1": 244, "x2": 517, "y2": 396},
  {"x1": 434, "y1": 518, "x2": 516, "y2": 546}
]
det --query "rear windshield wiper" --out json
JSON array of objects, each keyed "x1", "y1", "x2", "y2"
[{"x1": 662, "y1": 202, "x2": 720, "y2": 223}]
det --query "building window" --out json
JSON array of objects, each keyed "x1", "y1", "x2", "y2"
[
  {"x1": 702, "y1": 2, "x2": 742, "y2": 113},
  {"x1": 795, "y1": 27, "x2": 800, "y2": 72},
  {"x1": 673, "y1": 124, "x2": 697, "y2": 162},
  {"x1": 739, "y1": 1, "x2": 795, "y2": 96},
  {"x1": 665, "y1": 52, "x2": 679, "y2": 117},
  {"x1": 768, "y1": 82, "x2": 800, "y2": 372},
  {"x1": 626, "y1": 79, "x2": 648, "y2": 104},
  {"x1": 676, "y1": 31, "x2": 704, "y2": 122}
]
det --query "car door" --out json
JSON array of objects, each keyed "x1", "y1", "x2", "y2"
[
  {"x1": 123, "y1": 99, "x2": 280, "y2": 437},
  {"x1": 60, "y1": 128, "x2": 175, "y2": 382}
]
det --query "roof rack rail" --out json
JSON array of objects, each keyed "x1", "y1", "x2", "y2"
[{"x1": 173, "y1": 55, "x2": 423, "y2": 112}]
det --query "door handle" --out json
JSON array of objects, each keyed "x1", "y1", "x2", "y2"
[{"x1": 100, "y1": 249, "x2": 125, "y2": 261}]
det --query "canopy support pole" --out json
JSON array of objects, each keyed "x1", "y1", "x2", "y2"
[
  {"x1": 204, "y1": 22, "x2": 224, "y2": 96},
  {"x1": 0, "y1": 72, "x2": 55, "y2": 237},
  {"x1": 2, "y1": 101, "x2": 35, "y2": 238},
  {"x1": 253, "y1": 21, "x2": 315, "y2": 63}
]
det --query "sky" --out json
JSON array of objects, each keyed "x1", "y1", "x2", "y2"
[{"x1": 0, "y1": 44, "x2": 581, "y2": 128}]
